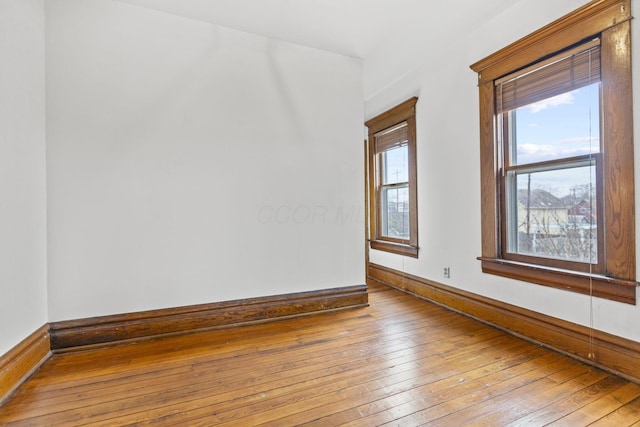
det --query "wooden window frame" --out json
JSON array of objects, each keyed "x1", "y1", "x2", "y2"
[
  {"x1": 470, "y1": 0, "x2": 637, "y2": 304},
  {"x1": 366, "y1": 97, "x2": 419, "y2": 258}
]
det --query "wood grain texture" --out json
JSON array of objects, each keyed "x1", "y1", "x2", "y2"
[
  {"x1": 470, "y1": 0, "x2": 631, "y2": 83},
  {"x1": 602, "y1": 20, "x2": 636, "y2": 281},
  {"x1": 1, "y1": 284, "x2": 638, "y2": 425},
  {"x1": 480, "y1": 257, "x2": 637, "y2": 304},
  {"x1": 368, "y1": 262, "x2": 640, "y2": 384},
  {"x1": 478, "y1": 81, "x2": 498, "y2": 259},
  {"x1": 49, "y1": 285, "x2": 368, "y2": 351},
  {"x1": 0, "y1": 325, "x2": 50, "y2": 405},
  {"x1": 364, "y1": 97, "x2": 418, "y2": 131}
]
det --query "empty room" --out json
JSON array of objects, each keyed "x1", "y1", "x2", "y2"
[{"x1": 1, "y1": 0, "x2": 640, "y2": 425}]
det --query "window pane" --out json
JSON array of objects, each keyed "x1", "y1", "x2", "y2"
[
  {"x1": 382, "y1": 145, "x2": 408, "y2": 185},
  {"x1": 381, "y1": 185, "x2": 409, "y2": 239},
  {"x1": 507, "y1": 165, "x2": 597, "y2": 263},
  {"x1": 511, "y1": 83, "x2": 600, "y2": 166}
]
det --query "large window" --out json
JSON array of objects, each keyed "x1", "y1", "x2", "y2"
[
  {"x1": 366, "y1": 98, "x2": 418, "y2": 257},
  {"x1": 470, "y1": 0, "x2": 636, "y2": 304},
  {"x1": 499, "y1": 40, "x2": 603, "y2": 273}
]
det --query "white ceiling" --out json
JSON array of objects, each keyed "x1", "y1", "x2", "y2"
[
  {"x1": 117, "y1": 0, "x2": 511, "y2": 59},
  {"x1": 115, "y1": 0, "x2": 535, "y2": 99}
]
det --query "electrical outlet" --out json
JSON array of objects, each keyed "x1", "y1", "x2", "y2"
[{"x1": 444, "y1": 267, "x2": 450, "y2": 278}]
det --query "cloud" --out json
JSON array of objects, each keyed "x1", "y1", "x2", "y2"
[
  {"x1": 527, "y1": 91, "x2": 575, "y2": 113},
  {"x1": 517, "y1": 143, "x2": 556, "y2": 162},
  {"x1": 517, "y1": 138, "x2": 599, "y2": 164},
  {"x1": 559, "y1": 136, "x2": 600, "y2": 146}
]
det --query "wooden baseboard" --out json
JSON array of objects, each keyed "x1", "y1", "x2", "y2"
[
  {"x1": 368, "y1": 263, "x2": 640, "y2": 384},
  {"x1": 50, "y1": 285, "x2": 368, "y2": 352},
  {"x1": 0, "y1": 325, "x2": 51, "y2": 405}
]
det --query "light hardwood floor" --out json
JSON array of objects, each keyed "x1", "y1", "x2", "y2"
[{"x1": 1, "y1": 283, "x2": 640, "y2": 426}]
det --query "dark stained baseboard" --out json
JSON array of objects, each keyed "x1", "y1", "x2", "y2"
[
  {"x1": 50, "y1": 285, "x2": 368, "y2": 352},
  {"x1": 0, "y1": 325, "x2": 51, "y2": 405},
  {"x1": 368, "y1": 262, "x2": 640, "y2": 384}
]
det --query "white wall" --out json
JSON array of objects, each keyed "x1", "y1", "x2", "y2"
[
  {"x1": 46, "y1": 0, "x2": 364, "y2": 321},
  {"x1": 366, "y1": 0, "x2": 640, "y2": 343},
  {"x1": 0, "y1": 0, "x2": 48, "y2": 355},
  {"x1": 10, "y1": 0, "x2": 638, "y2": 351}
]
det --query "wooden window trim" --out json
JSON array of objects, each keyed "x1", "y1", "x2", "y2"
[
  {"x1": 366, "y1": 97, "x2": 419, "y2": 258},
  {"x1": 470, "y1": 0, "x2": 637, "y2": 304}
]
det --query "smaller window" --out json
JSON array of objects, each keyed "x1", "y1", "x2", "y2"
[{"x1": 366, "y1": 98, "x2": 418, "y2": 257}]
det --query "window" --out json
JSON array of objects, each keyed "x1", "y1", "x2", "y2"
[
  {"x1": 470, "y1": 0, "x2": 636, "y2": 304},
  {"x1": 498, "y1": 40, "x2": 603, "y2": 273},
  {"x1": 366, "y1": 97, "x2": 418, "y2": 257}
]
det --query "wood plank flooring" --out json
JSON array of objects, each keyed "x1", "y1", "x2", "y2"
[{"x1": 1, "y1": 283, "x2": 639, "y2": 426}]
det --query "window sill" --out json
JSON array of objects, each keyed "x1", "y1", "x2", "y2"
[
  {"x1": 370, "y1": 240, "x2": 418, "y2": 258},
  {"x1": 478, "y1": 257, "x2": 637, "y2": 305}
]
